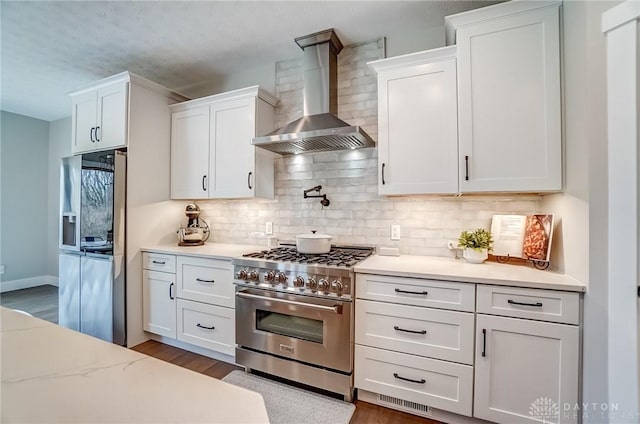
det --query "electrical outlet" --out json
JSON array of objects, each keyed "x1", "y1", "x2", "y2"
[
  {"x1": 266, "y1": 222, "x2": 273, "y2": 235},
  {"x1": 0, "y1": 265, "x2": 5, "y2": 274},
  {"x1": 390, "y1": 225, "x2": 401, "y2": 240}
]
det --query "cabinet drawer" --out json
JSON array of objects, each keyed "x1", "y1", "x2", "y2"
[
  {"x1": 142, "y1": 252, "x2": 176, "y2": 273},
  {"x1": 355, "y1": 345, "x2": 473, "y2": 417},
  {"x1": 177, "y1": 256, "x2": 234, "y2": 307},
  {"x1": 356, "y1": 274, "x2": 475, "y2": 312},
  {"x1": 356, "y1": 299, "x2": 474, "y2": 365},
  {"x1": 477, "y1": 285, "x2": 580, "y2": 325},
  {"x1": 177, "y1": 299, "x2": 235, "y2": 356}
]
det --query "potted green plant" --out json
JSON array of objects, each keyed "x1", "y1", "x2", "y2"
[{"x1": 458, "y1": 228, "x2": 494, "y2": 264}]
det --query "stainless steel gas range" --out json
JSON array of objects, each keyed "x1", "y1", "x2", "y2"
[{"x1": 233, "y1": 244, "x2": 374, "y2": 401}]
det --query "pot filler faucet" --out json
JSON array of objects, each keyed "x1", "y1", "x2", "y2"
[{"x1": 303, "y1": 185, "x2": 330, "y2": 207}]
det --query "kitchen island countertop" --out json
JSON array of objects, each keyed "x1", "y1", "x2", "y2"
[
  {"x1": 0, "y1": 307, "x2": 269, "y2": 423},
  {"x1": 355, "y1": 254, "x2": 586, "y2": 292}
]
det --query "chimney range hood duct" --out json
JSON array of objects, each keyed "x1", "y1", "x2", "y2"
[{"x1": 252, "y1": 29, "x2": 376, "y2": 155}]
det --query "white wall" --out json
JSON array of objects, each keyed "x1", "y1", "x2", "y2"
[
  {"x1": 543, "y1": 1, "x2": 623, "y2": 420},
  {"x1": 0, "y1": 111, "x2": 51, "y2": 290},
  {"x1": 47, "y1": 117, "x2": 72, "y2": 278}
]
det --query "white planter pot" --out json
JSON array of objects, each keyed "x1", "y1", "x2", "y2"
[{"x1": 463, "y1": 248, "x2": 488, "y2": 264}]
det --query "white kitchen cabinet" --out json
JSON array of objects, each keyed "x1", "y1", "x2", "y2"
[
  {"x1": 474, "y1": 314, "x2": 579, "y2": 424},
  {"x1": 447, "y1": 1, "x2": 562, "y2": 192},
  {"x1": 354, "y1": 273, "x2": 475, "y2": 418},
  {"x1": 176, "y1": 256, "x2": 234, "y2": 307},
  {"x1": 142, "y1": 251, "x2": 236, "y2": 358},
  {"x1": 71, "y1": 80, "x2": 128, "y2": 154},
  {"x1": 142, "y1": 253, "x2": 176, "y2": 339},
  {"x1": 170, "y1": 106, "x2": 210, "y2": 199},
  {"x1": 368, "y1": 47, "x2": 459, "y2": 195},
  {"x1": 170, "y1": 86, "x2": 277, "y2": 200},
  {"x1": 70, "y1": 72, "x2": 187, "y2": 155},
  {"x1": 177, "y1": 299, "x2": 235, "y2": 355}
]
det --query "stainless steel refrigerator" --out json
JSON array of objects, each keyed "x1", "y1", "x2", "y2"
[{"x1": 59, "y1": 150, "x2": 126, "y2": 345}]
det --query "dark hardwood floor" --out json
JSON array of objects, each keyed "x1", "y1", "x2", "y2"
[
  {"x1": 131, "y1": 340, "x2": 441, "y2": 424},
  {"x1": 0, "y1": 285, "x2": 58, "y2": 323}
]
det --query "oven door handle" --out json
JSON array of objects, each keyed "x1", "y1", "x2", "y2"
[{"x1": 236, "y1": 291, "x2": 343, "y2": 314}]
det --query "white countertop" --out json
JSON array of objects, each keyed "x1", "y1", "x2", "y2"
[
  {"x1": 0, "y1": 307, "x2": 269, "y2": 423},
  {"x1": 142, "y1": 242, "x2": 265, "y2": 260},
  {"x1": 354, "y1": 254, "x2": 586, "y2": 292}
]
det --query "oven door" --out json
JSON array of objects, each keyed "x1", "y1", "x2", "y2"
[{"x1": 235, "y1": 287, "x2": 352, "y2": 373}]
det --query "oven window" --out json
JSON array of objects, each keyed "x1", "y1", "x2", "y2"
[{"x1": 256, "y1": 309, "x2": 323, "y2": 343}]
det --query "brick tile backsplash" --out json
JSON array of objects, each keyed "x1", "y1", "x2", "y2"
[{"x1": 196, "y1": 38, "x2": 542, "y2": 255}]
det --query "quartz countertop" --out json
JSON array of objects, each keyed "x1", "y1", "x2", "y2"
[
  {"x1": 354, "y1": 254, "x2": 586, "y2": 292},
  {"x1": 142, "y1": 242, "x2": 266, "y2": 260},
  {"x1": 0, "y1": 307, "x2": 269, "y2": 423}
]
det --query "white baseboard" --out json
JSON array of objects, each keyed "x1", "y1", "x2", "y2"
[{"x1": 0, "y1": 275, "x2": 58, "y2": 293}]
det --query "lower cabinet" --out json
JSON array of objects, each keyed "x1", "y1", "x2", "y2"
[
  {"x1": 355, "y1": 274, "x2": 582, "y2": 423},
  {"x1": 142, "y1": 251, "x2": 235, "y2": 358},
  {"x1": 176, "y1": 299, "x2": 235, "y2": 355},
  {"x1": 142, "y1": 270, "x2": 176, "y2": 339},
  {"x1": 355, "y1": 345, "x2": 473, "y2": 416}
]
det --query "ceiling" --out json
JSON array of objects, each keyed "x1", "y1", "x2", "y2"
[{"x1": 1, "y1": 1, "x2": 495, "y2": 122}]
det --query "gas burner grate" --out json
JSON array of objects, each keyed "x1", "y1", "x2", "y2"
[{"x1": 241, "y1": 246, "x2": 373, "y2": 267}]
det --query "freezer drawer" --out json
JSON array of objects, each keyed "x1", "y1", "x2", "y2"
[
  {"x1": 80, "y1": 255, "x2": 114, "y2": 342},
  {"x1": 59, "y1": 253, "x2": 81, "y2": 331}
]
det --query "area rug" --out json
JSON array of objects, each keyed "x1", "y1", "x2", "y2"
[{"x1": 222, "y1": 370, "x2": 356, "y2": 424}]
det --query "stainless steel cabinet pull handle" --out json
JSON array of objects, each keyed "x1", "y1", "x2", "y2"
[
  {"x1": 381, "y1": 163, "x2": 386, "y2": 185},
  {"x1": 394, "y1": 288, "x2": 428, "y2": 296},
  {"x1": 482, "y1": 328, "x2": 487, "y2": 357},
  {"x1": 152, "y1": 260, "x2": 166, "y2": 265},
  {"x1": 237, "y1": 291, "x2": 342, "y2": 313},
  {"x1": 95, "y1": 126, "x2": 100, "y2": 142},
  {"x1": 196, "y1": 323, "x2": 215, "y2": 330},
  {"x1": 393, "y1": 373, "x2": 425, "y2": 384},
  {"x1": 394, "y1": 325, "x2": 427, "y2": 335},
  {"x1": 202, "y1": 175, "x2": 207, "y2": 191},
  {"x1": 196, "y1": 278, "x2": 215, "y2": 283},
  {"x1": 90, "y1": 127, "x2": 96, "y2": 143},
  {"x1": 247, "y1": 171, "x2": 253, "y2": 190},
  {"x1": 169, "y1": 283, "x2": 174, "y2": 300},
  {"x1": 507, "y1": 299, "x2": 543, "y2": 307}
]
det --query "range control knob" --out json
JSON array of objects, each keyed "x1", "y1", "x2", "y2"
[
  {"x1": 248, "y1": 270, "x2": 259, "y2": 281},
  {"x1": 276, "y1": 272, "x2": 288, "y2": 285},
  {"x1": 332, "y1": 280, "x2": 343, "y2": 294},
  {"x1": 264, "y1": 271, "x2": 275, "y2": 282},
  {"x1": 318, "y1": 278, "x2": 330, "y2": 292},
  {"x1": 237, "y1": 269, "x2": 248, "y2": 280},
  {"x1": 307, "y1": 277, "x2": 317, "y2": 291},
  {"x1": 293, "y1": 276, "x2": 305, "y2": 288}
]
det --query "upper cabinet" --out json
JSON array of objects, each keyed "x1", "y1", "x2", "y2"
[
  {"x1": 369, "y1": 47, "x2": 459, "y2": 196},
  {"x1": 369, "y1": 1, "x2": 563, "y2": 196},
  {"x1": 170, "y1": 86, "x2": 277, "y2": 200},
  {"x1": 447, "y1": 0, "x2": 562, "y2": 193},
  {"x1": 70, "y1": 72, "x2": 187, "y2": 155}
]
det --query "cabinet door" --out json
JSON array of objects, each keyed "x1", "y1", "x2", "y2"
[
  {"x1": 170, "y1": 106, "x2": 210, "y2": 199},
  {"x1": 474, "y1": 314, "x2": 579, "y2": 424},
  {"x1": 457, "y1": 5, "x2": 561, "y2": 192},
  {"x1": 96, "y1": 82, "x2": 128, "y2": 150},
  {"x1": 209, "y1": 98, "x2": 256, "y2": 198},
  {"x1": 71, "y1": 91, "x2": 98, "y2": 154},
  {"x1": 80, "y1": 256, "x2": 113, "y2": 342},
  {"x1": 142, "y1": 270, "x2": 176, "y2": 338},
  {"x1": 378, "y1": 59, "x2": 458, "y2": 195}
]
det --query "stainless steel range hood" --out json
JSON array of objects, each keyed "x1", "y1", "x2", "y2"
[{"x1": 252, "y1": 29, "x2": 375, "y2": 155}]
